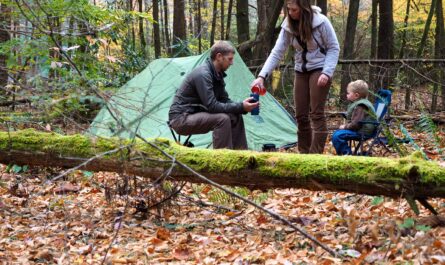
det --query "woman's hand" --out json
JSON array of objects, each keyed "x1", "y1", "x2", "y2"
[
  {"x1": 251, "y1": 77, "x2": 265, "y2": 88},
  {"x1": 317, "y1": 73, "x2": 330, "y2": 87}
]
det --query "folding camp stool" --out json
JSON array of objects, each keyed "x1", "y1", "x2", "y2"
[{"x1": 167, "y1": 121, "x2": 194, "y2": 147}]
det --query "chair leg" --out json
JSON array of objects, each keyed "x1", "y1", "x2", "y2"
[
  {"x1": 169, "y1": 127, "x2": 178, "y2": 143},
  {"x1": 183, "y1": 135, "x2": 192, "y2": 146},
  {"x1": 354, "y1": 141, "x2": 362, "y2": 155}
]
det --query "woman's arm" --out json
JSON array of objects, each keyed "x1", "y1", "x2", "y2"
[
  {"x1": 320, "y1": 18, "x2": 340, "y2": 79},
  {"x1": 252, "y1": 28, "x2": 291, "y2": 88}
]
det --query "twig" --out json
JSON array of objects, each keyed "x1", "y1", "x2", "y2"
[
  {"x1": 134, "y1": 133, "x2": 340, "y2": 258},
  {"x1": 180, "y1": 194, "x2": 238, "y2": 213},
  {"x1": 100, "y1": 190, "x2": 130, "y2": 265}
]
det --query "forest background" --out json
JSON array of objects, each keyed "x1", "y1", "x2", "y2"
[{"x1": 1, "y1": 0, "x2": 444, "y2": 120}]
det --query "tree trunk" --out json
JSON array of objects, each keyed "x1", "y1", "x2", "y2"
[
  {"x1": 173, "y1": 0, "x2": 187, "y2": 40},
  {"x1": 236, "y1": 0, "x2": 251, "y2": 62},
  {"x1": 416, "y1": 0, "x2": 436, "y2": 58},
  {"x1": 225, "y1": 0, "x2": 233, "y2": 40},
  {"x1": 130, "y1": 0, "x2": 136, "y2": 49},
  {"x1": 252, "y1": 0, "x2": 284, "y2": 66},
  {"x1": 172, "y1": 0, "x2": 187, "y2": 56},
  {"x1": 139, "y1": 0, "x2": 147, "y2": 56},
  {"x1": 201, "y1": 0, "x2": 209, "y2": 39},
  {"x1": 377, "y1": 0, "x2": 394, "y2": 88},
  {"x1": 0, "y1": 3, "x2": 11, "y2": 99},
  {"x1": 188, "y1": 0, "x2": 194, "y2": 36},
  {"x1": 48, "y1": 17, "x2": 62, "y2": 79},
  {"x1": 210, "y1": 0, "x2": 218, "y2": 45},
  {"x1": 316, "y1": 0, "x2": 327, "y2": 15},
  {"x1": 436, "y1": 0, "x2": 445, "y2": 111},
  {"x1": 163, "y1": 0, "x2": 171, "y2": 53},
  {"x1": 398, "y1": 0, "x2": 411, "y2": 59},
  {"x1": 1, "y1": 130, "x2": 445, "y2": 198},
  {"x1": 197, "y1": 0, "x2": 202, "y2": 52},
  {"x1": 153, "y1": 0, "x2": 161, "y2": 58},
  {"x1": 368, "y1": 0, "x2": 378, "y2": 92},
  {"x1": 417, "y1": 0, "x2": 440, "y2": 113},
  {"x1": 220, "y1": 0, "x2": 225, "y2": 40},
  {"x1": 340, "y1": 0, "x2": 360, "y2": 106},
  {"x1": 399, "y1": 0, "x2": 412, "y2": 110}
]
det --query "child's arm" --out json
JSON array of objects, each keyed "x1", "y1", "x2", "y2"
[{"x1": 343, "y1": 105, "x2": 367, "y2": 130}]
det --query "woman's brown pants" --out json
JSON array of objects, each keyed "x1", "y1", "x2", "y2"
[{"x1": 293, "y1": 70, "x2": 330, "y2": 154}]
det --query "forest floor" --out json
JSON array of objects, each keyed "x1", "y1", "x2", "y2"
[{"x1": 1, "y1": 89, "x2": 445, "y2": 264}]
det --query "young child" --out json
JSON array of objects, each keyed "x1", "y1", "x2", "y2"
[{"x1": 332, "y1": 80, "x2": 377, "y2": 155}]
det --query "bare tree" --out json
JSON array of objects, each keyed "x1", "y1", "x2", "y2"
[
  {"x1": 220, "y1": 0, "x2": 224, "y2": 39},
  {"x1": 188, "y1": 0, "x2": 194, "y2": 36},
  {"x1": 139, "y1": 0, "x2": 147, "y2": 56},
  {"x1": 197, "y1": 0, "x2": 202, "y2": 52},
  {"x1": 0, "y1": 3, "x2": 10, "y2": 97},
  {"x1": 368, "y1": 0, "x2": 378, "y2": 90},
  {"x1": 236, "y1": 0, "x2": 251, "y2": 61},
  {"x1": 129, "y1": 0, "x2": 136, "y2": 49},
  {"x1": 434, "y1": 0, "x2": 445, "y2": 111},
  {"x1": 398, "y1": 0, "x2": 411, "y2": 59},
  {"x1": 340, "y1": 0, "x2": 360, "y2": 105},
  {"x1": 377, "y1": 0, "x2": 394, "y2": 87},
  {"x1": 210, "y1": 0, "x2": 217, "y2": 45},
  {"x1": 225, "y1": 0, "x2": 233, "y2": 40},
  {"x1": 417, "y1": 0, "x2": 436, "y2": 58},
  {"x1": 252, "y1": 0, "x2": 284, "y2": 65},
  {"x1": 316, "y1": 0, "x2": 327, "y2": 15},
  {"x1": 153, "y1": 0, "x2": 161, "y2": 58},
  {"x1": 163, "y1": 0, "x2": 171, "y2": 52}
]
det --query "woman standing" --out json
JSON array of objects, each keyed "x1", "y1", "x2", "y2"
[{"x1": 251, "y1": 0, "x2": 339, "y2": 154}]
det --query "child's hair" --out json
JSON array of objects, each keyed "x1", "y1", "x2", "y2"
[{"x1": 347, "y1": 80, "x2": 369, "y2": 98}]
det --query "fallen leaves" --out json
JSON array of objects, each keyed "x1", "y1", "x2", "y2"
[
  {"x1": 1, "y1": 167, "x2": 445, "y2": 264},
  {"x1": 53, "y1": 182, "x2": 80, "y2": 194}
]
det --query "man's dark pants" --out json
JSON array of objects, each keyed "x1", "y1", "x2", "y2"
[{"x1": 170, "y1": 112, "x2": 248, "y2": 149}]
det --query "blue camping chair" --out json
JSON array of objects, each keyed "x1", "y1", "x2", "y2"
[{"x1": 347, "y1": 89, "x2": 393, "y2": 156}]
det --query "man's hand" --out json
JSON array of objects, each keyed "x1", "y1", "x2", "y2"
[
  {"x1": 251, "y1": 77, "x2": 265, "y2": 89},
  {"x1": 242, "y1": 97, "x2": 259, "y2": 112},
  {"x1": 317, "y1": 73, "x2": 330, "y2": 87}
]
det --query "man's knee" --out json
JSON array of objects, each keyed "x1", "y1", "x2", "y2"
[{"x1": 214, "y1": 113, "x2": 231, "y2": 127}]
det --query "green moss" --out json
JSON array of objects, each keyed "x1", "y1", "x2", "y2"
[{"x1": 1, "y1": 129, "x2": 445, "y2": 187}]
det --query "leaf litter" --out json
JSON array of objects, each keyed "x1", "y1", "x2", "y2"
[{"x1": 1, "y1": 164, "x2": 445, "y2": 264}]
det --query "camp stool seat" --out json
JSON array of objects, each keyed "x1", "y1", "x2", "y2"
[{"x1": 167, "y1": 121, "x2": 194, "y2": 147}]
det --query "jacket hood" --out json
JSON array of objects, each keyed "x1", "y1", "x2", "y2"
[{"x1": 281, "y1": 5, "x2": 325, "y2": 33}]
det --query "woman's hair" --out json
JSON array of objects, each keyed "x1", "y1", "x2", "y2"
[
  {"x1": 286, "y1": 0, "x2": 313, "y2": 43},
  {"x1": 347, "y1": 80, "x2": 369, "y2": 98}
]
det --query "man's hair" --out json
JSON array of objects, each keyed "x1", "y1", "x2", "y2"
[
  {"x1": 210, "y1": 41, "x2": 235, "y2": 60},
  {"x1": 347, "y1": 80, "x2": 369, "y2": 98}
]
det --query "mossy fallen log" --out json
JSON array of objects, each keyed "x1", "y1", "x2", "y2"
[{"x1": 1, "y1": 129, "x2": 445, "y2": 198}]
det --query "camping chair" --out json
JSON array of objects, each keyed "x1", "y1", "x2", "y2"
[
  {"x1": 167, "y1": 121, "x2": 194, "y2": 147},
  {"x1": 347, "y1": 89, "x2": 393, "y2": 156}
]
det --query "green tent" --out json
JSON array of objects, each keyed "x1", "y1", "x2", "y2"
[{"x1": 88, "y1": 49, "x2": 297, "y2": 150}]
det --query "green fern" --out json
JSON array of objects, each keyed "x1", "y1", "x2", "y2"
[{"x1": 417, "y1": 112, "x2": 443, "y2": 156}]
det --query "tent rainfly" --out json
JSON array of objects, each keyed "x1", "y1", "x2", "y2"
[{"x1": 88, "y1": 49, "x2": 297, "y2": 151}]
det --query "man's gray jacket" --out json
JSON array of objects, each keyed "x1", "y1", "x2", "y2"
[{"x1": 169, "y1": 59, "x2": 244, "y2": 121}]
